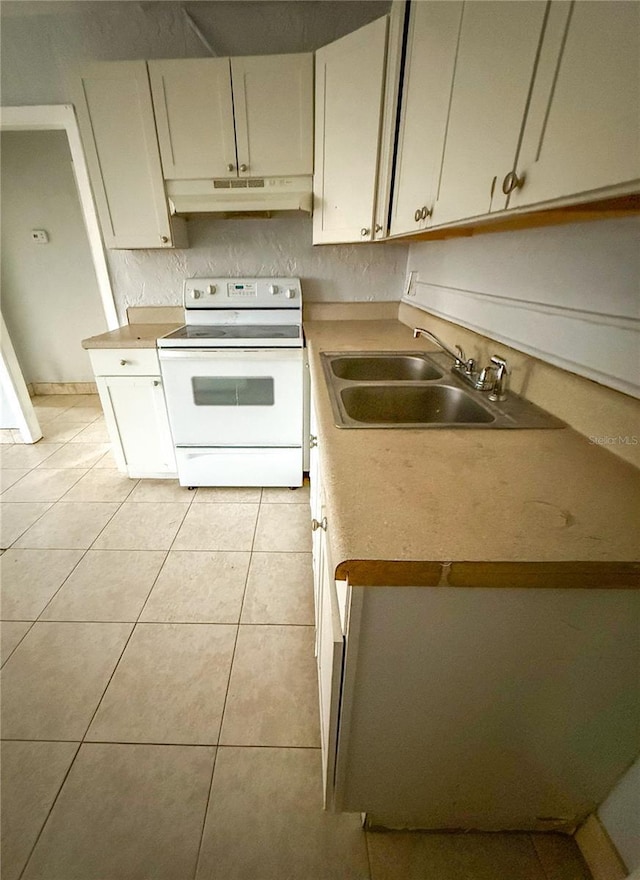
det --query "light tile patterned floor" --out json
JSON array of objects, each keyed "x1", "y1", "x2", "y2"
[{"x1": 0, "y1": 396, "x2": 593, "y2": 880}]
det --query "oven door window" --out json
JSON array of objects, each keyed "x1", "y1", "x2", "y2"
[{"x1": 192, "y1": 376, "x2": 274, "y2": 407}]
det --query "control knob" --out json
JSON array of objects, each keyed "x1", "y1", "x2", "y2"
[
  {"x1": 190, "y1": 289, "x2": 202, "y2": 299},
  {"x1": 207, "y1": 284, "x2": 217, "y2": 295},
  {"x1": 269, "y1": 284, "x2": 279, "y2": 295},
  {"x1": 285, "y1": 288, "x2": 296, "y2": 299}
]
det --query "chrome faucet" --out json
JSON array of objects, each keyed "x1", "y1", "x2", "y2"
[
  {"x1": 413, "y1": 326, "x2": 509, "y2": 400},
  {"x1": 412, "y1": 327, "x2": 473, "y2": 371}
]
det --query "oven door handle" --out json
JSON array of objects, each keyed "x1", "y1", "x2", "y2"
[{"x1": 158, "y1": 348, "x2": 302, "y2": 361}]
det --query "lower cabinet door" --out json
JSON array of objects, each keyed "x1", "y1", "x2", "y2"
[
  {"x1": 97, "y1": 375, "x2": 176, "y2": 477},
  {"x1": 317, "y1": 529, "x2": 344, "y2": 809}
]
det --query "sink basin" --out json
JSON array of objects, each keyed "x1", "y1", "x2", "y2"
[
  {"x1": 340, "y1": 385, "x2": 495, "y2": 425},
  {"x1": 329, "y1": 353, "x2": 442, "y2": 382},
  {"x1": 319, "y1": 350, "x2": 565, "y2": 429}
]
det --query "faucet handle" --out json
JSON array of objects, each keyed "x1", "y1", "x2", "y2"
[
  {"x1": 454, "y1": 345, "x2": 466, "y2": 365},
  {"x1": 489, "y1": 356, "x2": 509, "y2": 401},
  {"x1": 490, "y1": 355, "x2": 508, "y2": 374}
]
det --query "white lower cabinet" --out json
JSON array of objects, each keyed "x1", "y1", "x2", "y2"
[{"x1": 89, "y1": 348, "x2": 176, "y2": 479}]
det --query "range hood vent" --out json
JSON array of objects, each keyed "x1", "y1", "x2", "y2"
[{"x1": 166, "y1": 176, "x2": 313, "y2": 215}]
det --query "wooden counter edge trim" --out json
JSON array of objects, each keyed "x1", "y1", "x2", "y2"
[{"x1": 334, "y1": 560, "x2": 640, "y2": 588}]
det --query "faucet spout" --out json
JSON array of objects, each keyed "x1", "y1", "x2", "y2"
[{"x1": 413, "y1": 327, "x2": 467, "y2": 368}]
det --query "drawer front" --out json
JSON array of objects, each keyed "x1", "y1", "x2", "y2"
[{"x1": 89, "y1": 347, "x2": 160, "y2": 376}]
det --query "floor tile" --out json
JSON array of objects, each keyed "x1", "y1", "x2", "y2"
[
  {"x1": 193, "y1": 486, "x2": 262, "y2": 503},
  {"x1": 1, "y1": 740, "x2": 79, "y2": 880},
  {"x1": 32, "y1": 394, "x2": 83, "y2": 409},
  {"x1": 196, "y1": 747, "x2": 370, "y2": 880},
  {"x1": 61, "y1": 468, "x2": 137, "y2": 502},
  {"x1": 21, "y1": 743, "x2": 214, "y2": 880},
  {"x1": 1, "y1": 620, "x2": 32, "y2": 665},
  {"x1": 141, "y1": 550, "x2": 250, "y2": 623},
  {"x1": 530, "y1": 833, "x2": 592, "y2": 880},
  {"x1": 40, "y1": 550, "x2": 166, "y2": 622},
  {"x1": 127, "y1": 478, "x2": 195, "y2": 502},
  {"x1": 241, "y1": 552, "x2": 314, "y2": 624},
  {"x1": 0, "y1": 502, "x2": 52, "y2": 549},
  {"x1": 220, "y1": 624, "x2": 319, "y2": 747},
  {"x1": 261, "y1": 483, "x2": 311, "y2": 504},
  {"x1": 366, "y1": 831, "x2": 546, "y2": 880},
  {"x1": 68, "y1": 420, "x2": 109, "y2": 443},
  {"x1": 0, "y1": 469, "x2": 30, "y2": 492},
  {"x1": 37, "y1": 442, "x2": 110, "y2": 469},
  {"x1": 0, "y1": 429, "x2": 16, "y2": 444},
  {"x1": 92, "y1": 449, "x2": 118, "y2": 468},
  {"x1": 51, "y1": 405, "x2": 102, "y2": 424},
  {"x1": 13, "y1": 502, "x2": 119, "y2": 549},
  {"x1": 39, "y1": 421, "x2": 87, "y2": 444},
  {"x1": 87, "y1": 623, "x2": 236, "y2": 744},
  {"x1": 253, "y1": 503, "x2": 312, "y2": 552},
  {"x1": 0, "y1": 549, "x2": 84, "y2": 619},
  {"x1": 93, "y1": 502, "x2": 189, "y2": 550},
  {"x1": 1, "y1": 468, "x2": 87, "y2": 502},
  {"x1": 68, "y1": 394, "x2": 102, "y2": 408},
  {"x1": 0, "y1": 443, "x2": 61, "y2": 469},
  {"x1": 173, "y1": 503, "x2": 259, "y2": 551},
  {"x1": 0, "y1": 621, "x2": 132, "y2": 740}
]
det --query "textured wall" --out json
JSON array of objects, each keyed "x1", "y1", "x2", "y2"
[{"x1": 106, "y1": 216, "x2": 409, "y2": 320}]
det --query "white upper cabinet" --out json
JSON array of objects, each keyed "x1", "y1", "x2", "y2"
[
  {"x1": 509, "y1": 0, "x2": 640, "y2": 210},
  {"x1": 72, "y1": 61, "x2": 184, "y2": 249},
  {"x1": 149, "y1": 54, "x2": 313, "y2": 180},
  {"x1": 435, "y1": 2, "x2": 548, "y2": 226},
  {"x1": 313, "y1": 16, "x2": 388, "y2": 244},
  {"x1": 231, "y1": 54, "x2": 313, "y2": 178},
  {"x1": 389, "y1": 1, "x2": 463, "y2": 236},
  {"x1": 148, "y1": 58, "x2": 237, "y2": 179}
]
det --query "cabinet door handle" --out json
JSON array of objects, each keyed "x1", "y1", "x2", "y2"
[
  {"x1": 414, "y1": 208, "x2": 422, "y2": 222},
  {"x1": 239, "y1": 163, "x2": 248, "y2": 172},
  {"x1": 310, "y1": 435, "x2": 318, "y2": 449},
  {"x1": 153, "y1": 380, "x2": 160, "y2": 387},
  {"x1": 227, "y1": 163, "x2": 235, "y2": 172},
  {"x1": 502, "y1": 171, "x2": 526, "y2": 195},
  {"x1": 360, "y1": 227, "x2": 370, "y2": 237},
  {"x1": 311, "y1": 516, "x2": 327, "y2": 532},
  {"x1": 375, "y1": 224, "x2": 383, "y2": 233},
  {"x1": 160, "y1": 235, "x2": 169, "y2": 244},
  {"x1": 420, "y1": 205, "x2": 432, "y2": 220},
  {"x1": 490, "y1": 175, "x2": 497, "y2": 199},
  {"x1": 120, "y1": 359, "x2": 128, "y2": 366}
]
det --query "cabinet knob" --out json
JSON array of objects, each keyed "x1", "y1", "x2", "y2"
[
  {"x1": 360, "y1": 227, "x2": 370, "y2": 237},
  {"x1": 420, "y1": 206, "x2": 432, "y2": 220},
  {"x1": 120, "y1": 359, "x2": 128, "y2": 366},
  {"x1": 153, "y1": 380, "x2": 160, "y2": 387},
  {"x1": 310, "y1": 434, "x2": 318, "y2": 449},
  {"x1": 239, "y1": 163, "x2": 248, "y2": 172},
  {"x1": 311, "y1": 516, "x2": 327, "y2": 532},
  {"x1": 414, "y1": 208, "x2": 422, "y2": 222},
  {"x1": 160, "y1": 235, "x2": 169, "y2": 244},
  {"x1": 227, "y1": 163, "x2": 235, "y2": 172},
  {"x1": 502, "y1": 170, "x2": 526, "y2": 195},
  {"x1": 375, "y1": 224, "x2": 383, "y2": 233}
]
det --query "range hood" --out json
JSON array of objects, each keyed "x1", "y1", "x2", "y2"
[{"x1": 166, "y1": 176, "x2": 313, "y2": 215}]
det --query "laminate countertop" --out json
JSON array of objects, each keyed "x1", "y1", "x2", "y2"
[
  {"x1": 305, "y1": 320, "x2": 640, "y2": 589},
  {"x1": 82, "y1": 324, "x2": 181, "y2": 349}
]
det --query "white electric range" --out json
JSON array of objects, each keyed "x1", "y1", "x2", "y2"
[{"x1": 157, "y1": 277, "x2": 305, "y2": 487}]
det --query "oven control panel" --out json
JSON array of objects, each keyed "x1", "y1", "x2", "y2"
[{"x1": 184, "y1": 278, "x2": 302, "y2": 310}]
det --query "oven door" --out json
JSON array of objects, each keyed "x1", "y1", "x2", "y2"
[{"x1": 158, "y1": 348, "x2": 303, "y2": 446}]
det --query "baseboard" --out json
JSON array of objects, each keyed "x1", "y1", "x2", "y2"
[
  {"x1": 31, "y1": 382, "x2": 98, "y2": 396},
  {"x1": 575, "y1": 815, "x2": 628, "y2": 880}
]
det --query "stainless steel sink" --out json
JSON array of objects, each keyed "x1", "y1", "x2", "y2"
[
  {"x1": 340, "y1": 385, "x2": 495, "y2": 425},
  {"x1": 329, "y1": 353, "x2": 442, "y2": 382},
  {"x1": 320, "y1": 351, "x2": 565, "y2": 430}
]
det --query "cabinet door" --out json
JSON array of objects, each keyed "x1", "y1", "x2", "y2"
[
  {"x1": 231, "y1": 54, "x2": 313, "y2": 178},
  {"x1": 509, "y1": 1, "x2": 640, "y2": 209},
  {"x1": 390, "y1": 1, "x2": 463, "y2": 236},
  {"x1": 148, "y1": 59, "x2": 237, "y2": 180},
  {"x1": 435, "y1": 2, "x2": 548, "y2": 226},
  {"x1": 72, "y1": 62, "x2": 177, "y2": 249},
  {"x1": 317, "y1": 528, "x2": 344, "y2": 809},
  {"x1": 313, "y1": 16, "x2": 388, "y2": 244},
  {"x1": 97, "y1": 375, "x2": 176, "y2": 477}
]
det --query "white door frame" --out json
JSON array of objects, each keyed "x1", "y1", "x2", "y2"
[
  {"x1": 0, "y1": 104, "x2": 119, "y2": 329},
  {"x1": 0, "y1": 314, "x2": 42, "y2": 443}
]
